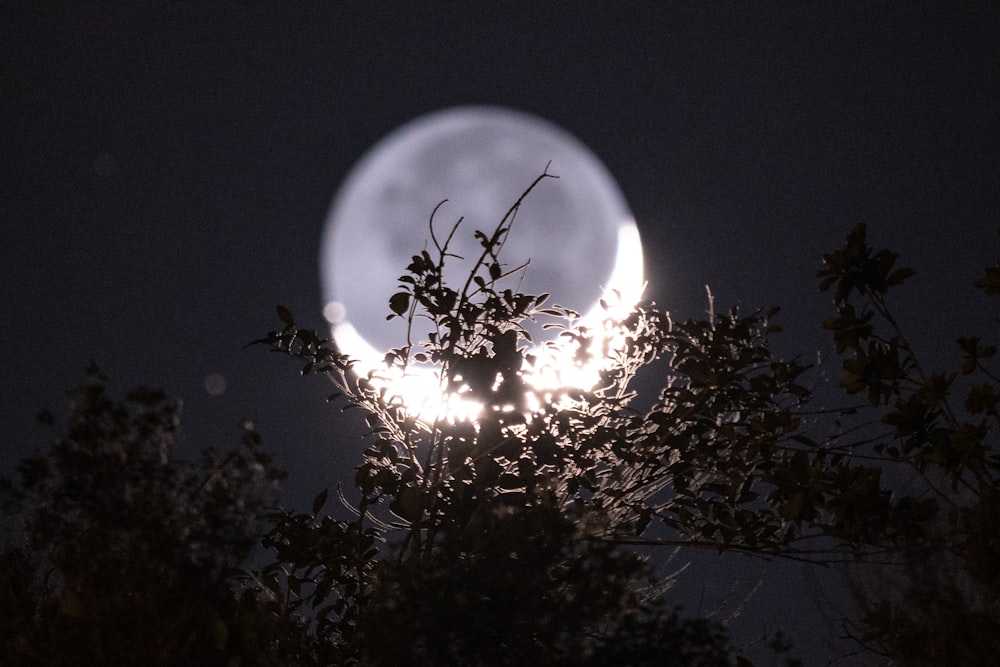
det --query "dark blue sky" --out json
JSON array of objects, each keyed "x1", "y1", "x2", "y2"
[{"x1": 3, "y1": 4, "x2": 998, "y2": 662}]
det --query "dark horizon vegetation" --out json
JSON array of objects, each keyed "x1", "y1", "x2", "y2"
[{"x1": 3, "y1": 185, "x2": 1000, "y2": 665}]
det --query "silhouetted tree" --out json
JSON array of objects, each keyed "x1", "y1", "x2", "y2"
[
  {"x1": 6, "y1": 177, "x2": 999, "y2": 666},
  {"x1": 257, "y1": 175, "x2": 1000, "y2": 665},
  {"x1": 821, "y1": 226, "x2": 1000, "y2": 665},
  {"x1": 0, "y1": 364, "x2": 295, "y2": 666}
]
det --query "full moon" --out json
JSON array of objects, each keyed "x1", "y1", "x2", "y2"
[{"x1": 319, "y1": 106, "x2": 643, "y2": 413}]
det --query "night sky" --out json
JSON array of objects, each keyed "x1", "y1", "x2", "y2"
[{"x1": 3, "y1": 4, "x2": 998, "y2": 662}]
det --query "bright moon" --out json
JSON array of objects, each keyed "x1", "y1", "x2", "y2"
[{"x1": 319, "y1": 106, "x2": 643, "y2": 417}]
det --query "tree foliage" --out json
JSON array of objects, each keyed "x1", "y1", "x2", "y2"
[
  {"x1": 255, "y1": 174, "x2": 742, "y2": 665},
  {"x1": 4, "y1": 176, "x2": 999, "y2": 665},
  {"x1": 257, "y1": 174, "x2": 1000, "y2": 665},
  {"x1": 0, "y1": 364, "x2": 293, "y2": 666},
  {"x1": 819, "y1": 225, "x2": 1000, "y2": 663}
]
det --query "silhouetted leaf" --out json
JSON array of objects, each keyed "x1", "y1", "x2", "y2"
[
  {"x1": 389, "y1": 292, "x2": 410, "y2": 317},
  {"x1": 312, "y1": 489, "x2": 329, "y2": 515},
  {"x1": 277, "y1": 304, "x2": 294, "y2": 326}
]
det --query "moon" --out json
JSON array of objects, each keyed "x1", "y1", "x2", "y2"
[{"x1": 319, "y1": 106, "x2": 643, "y2": 413}]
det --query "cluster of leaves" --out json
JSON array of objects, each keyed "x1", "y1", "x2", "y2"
[
  {"x1": 0, "y1": 364, "x2": 296, "y2": 666},
  {"x1": 819, "y1": 225, "x2": 1000, "y2": 661}
]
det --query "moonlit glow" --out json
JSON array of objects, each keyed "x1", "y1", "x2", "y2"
[
  {"x1": 324, "y1": 223, "x2": 644, "y2": 422},
  {"x1": 319, "y1": 106, "x2": 646, "y2": 422}
]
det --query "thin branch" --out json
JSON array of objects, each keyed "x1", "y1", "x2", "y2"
[{"x1": 593, "y1": 536, "x2": 899, "y2": 565}]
